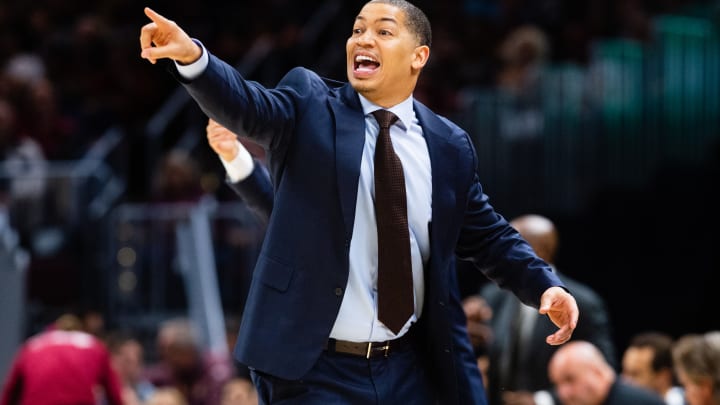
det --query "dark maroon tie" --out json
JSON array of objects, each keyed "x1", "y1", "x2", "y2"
[{"x1": 372, "y1": 109, "x2": 414, "y2": 334}]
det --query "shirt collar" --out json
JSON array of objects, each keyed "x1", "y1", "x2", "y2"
[{"x1": 358, "y1": 93, "x2": 414, "y2": 130}]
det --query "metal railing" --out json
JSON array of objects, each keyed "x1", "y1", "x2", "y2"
[
  {"x1": 454, "y1": 15, "x2": 720, "y2": 217},
  {"x1": 105, "y1": 196, "x2": 266, "y2": 357}
]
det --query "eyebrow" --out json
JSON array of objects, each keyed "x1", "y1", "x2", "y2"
[{"x1": 355, "y1": 15, "x2": 399, "y2": 25}]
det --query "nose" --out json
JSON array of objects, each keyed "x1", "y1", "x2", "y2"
[{"x1": 356, "y1": 30, "x2": 374, "y2": 46}]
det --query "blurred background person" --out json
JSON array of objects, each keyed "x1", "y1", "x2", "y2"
[
  {"x1": 672, "y1": 331, "x2": 720, "y2": 405},
  {"x1": 150, "y1": 149, "x2": 205, "y2": 204},
  {"x1": 144, "y1": 317, "x2": 233, "y2": 405},
  {"x1": 220, "y1": 377, "x2": 258, "y2": 405},
  {"x1": 543, "y1": 340, "x2": 665, "y2": 405},
  {"x1": 465, "y1": 213, "x2": 617, "y2": 404},
  {"x1": 495, "y1": 24, "x2": 548, "y2": 141},
  {"x1": 107, "y1": 330, "x2": 156, "y2": 403},
  {"x1": 0, "y1": 313, "x2": 123, "y2": 405},
  {"x1": 147, "y1": 387, "x2": 189, "y2": 405},
  {"x1": 622, "y1": 331, "x2": 687, "y2": 405},
  {"x1": 0, "y1": 96, "x2": 47, "y2": 249}
]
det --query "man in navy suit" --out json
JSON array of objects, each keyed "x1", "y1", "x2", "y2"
[
  {"x1": 207, "y1": 118, "x2": 483, "y2": 404},
  {"x1": 140, "y1": 1, "x2": 579, "y2": 403}
]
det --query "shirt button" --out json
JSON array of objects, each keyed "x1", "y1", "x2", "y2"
[{"x1": 334, "y1": 287, "x2": 343, "y2": 297}]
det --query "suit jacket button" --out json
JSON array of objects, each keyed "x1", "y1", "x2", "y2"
[{"x1": 334, "y1": 287, "x2": 343, "y2": 296}]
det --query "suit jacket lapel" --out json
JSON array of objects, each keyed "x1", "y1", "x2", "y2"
[
  {"x1": 327, "y1": 92, "x2": 459, "y2": 255},
  {"x1": 329, "y1": 84, "x2": 366, "y2": 242},
  {"x1": 414, "y1": 101, "x2": 457, "y2": 257}
]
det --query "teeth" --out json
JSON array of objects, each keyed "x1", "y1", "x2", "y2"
[{"x1": 355, "y1": 55, "x2": 378, "y2": 63}]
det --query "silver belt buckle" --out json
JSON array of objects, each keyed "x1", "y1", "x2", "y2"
[{"x1": 366, "y1": 342, "x2": 391, "y2": 358}]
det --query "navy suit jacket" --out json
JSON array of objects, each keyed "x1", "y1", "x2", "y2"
[
  {"x1": 177, "y1": 53, "x2": 565, "y2": 404},
  {"x1": 229, "y1": 163, "x2": 486, "y2": 404}
]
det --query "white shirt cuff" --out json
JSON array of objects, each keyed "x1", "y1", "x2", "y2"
[
  {"x1": 175, "y1": 39, "x2": 209, "y2": 80},
  {"x1": 221, "y1": 141, "x2": 254, "y2": 182}
]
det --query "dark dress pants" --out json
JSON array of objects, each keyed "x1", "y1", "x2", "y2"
[{"x1": 250, "y1": 343, "x2": 436, "y2": 404}]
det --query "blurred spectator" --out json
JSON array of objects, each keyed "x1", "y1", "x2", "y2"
[
  {"x1": 622, "y1": 331, "x2": 687, "y2": 405},
  {"x1": 461, "y1": 290, "x2": 494, "y2": 358},
  {"x1": 465, "y1": 214, "x2": 616, "y2": 405},
  {"x1": 497, "y1": 24, "x2": 549, "y2": 87},
  {"x1": 494, "y1": 26, "x2": 550, "y2": 208},
  {"x1": 147, "y1": 387, "x2": 189, "y2": 405},
  {"x1": 0, "y1": 96, "x2": 47, "y2": 247},
  {"x1": 672, "y1": 331, "x2": 720, "y2": 405},
  {"x1": 0, "y1": 313, "x2": 123, "y2": 405},
  {"x1": 107, "y1": 330, "x2": 156, "y2": 403},
  {"x1": 144, "y1": 317, "x2": 233, "y2": 405},
  {"x1": 3, "y1": 54, "x2": 77, "y2": 160},
  {"x1": 540, "y1": 340, "x2": 665, "y2": 405},
  {"x1": 495, "y1": 24, "x2": 548, "y2": 141},
  {"x1": 220, "y1": 378, "x2": 258, "y2": 405},
  {"x1": 79, "y1": 307, "x2": 107, "y2": 338},
  {"x1": 150, "y1": 149, "x2": 205, "y2": 203}
]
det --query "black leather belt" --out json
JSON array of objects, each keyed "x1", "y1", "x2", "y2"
[{"x1": 324, "y1": 329, "x2": 415, "y2": 359}]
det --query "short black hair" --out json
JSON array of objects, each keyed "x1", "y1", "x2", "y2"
[
  {"x1": 368, "y1": 0, "x2": 432, "y2": 47},
  {"x1": 629, "y1": 331, "x2": 675, "y2": 372}
]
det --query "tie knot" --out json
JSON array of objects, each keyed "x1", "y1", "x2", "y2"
[{"x1": 372, "y1": 109, "x2": 399, "y2": 130}]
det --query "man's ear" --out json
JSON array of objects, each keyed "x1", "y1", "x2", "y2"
[{"x1": 412, "y1": 45, "x2": 430, "y2": 71}]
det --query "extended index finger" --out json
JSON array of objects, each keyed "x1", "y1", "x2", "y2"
[{"x1": 144, "y1": 7, "x2": 172, "y2": 27}]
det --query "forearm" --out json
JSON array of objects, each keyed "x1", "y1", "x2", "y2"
[
  {"x1": 179, "y1": 51, "x2": 296, "y2": 149},
  {"x1": 456, "y1": 181, "x2": 564, "y2": 307}
]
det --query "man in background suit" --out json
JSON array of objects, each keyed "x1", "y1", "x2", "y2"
[
  {"x1": 541, "y1": 341, "x2": 665, "y2": 405},
  {"x1": 139, "y1": 1, "x2": 579, "y2": 403},
  {"x1": 465, "y1": 214, "x2": 616, "y2": 405},
  {"x1": 622, "y1": 331, "x2": 687, "y2": 405}
]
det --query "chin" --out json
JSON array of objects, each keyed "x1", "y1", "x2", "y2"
[
  {"x1": 349, "y1": 80, "x2": 374, "y2": 95},
  {"x1": 347, "y1": 67, "x2": 381, "y2": 92}
]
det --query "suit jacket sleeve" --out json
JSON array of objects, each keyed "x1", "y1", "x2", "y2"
[
  {"x1": 176, "y1": 53, "x2": 316, "y2": 157},
  {"x1": 226, "y1": 160, "x2": 274, "y2": 221},
  {"x1": 453, "y1": 131, "x2": 563, "y2": 308}
]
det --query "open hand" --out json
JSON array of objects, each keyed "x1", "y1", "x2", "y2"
[{"x1": 539, "y1": 286, "x2": 578, "y2": 345}]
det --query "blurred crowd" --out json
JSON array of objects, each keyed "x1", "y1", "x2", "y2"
[
  {"x1": 1, "y1": 0, "x2": 716, "y2": 224},
  {"x1": 1, "y1": 313, "x2": 258, "y2": 405},
  {"x1": 3, "y1": 214, "x2": 720, "y2": 405}
]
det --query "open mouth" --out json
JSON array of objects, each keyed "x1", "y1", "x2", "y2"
[{"x1": 354, "y1": 54, "x2": 380, "y2": 74}]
